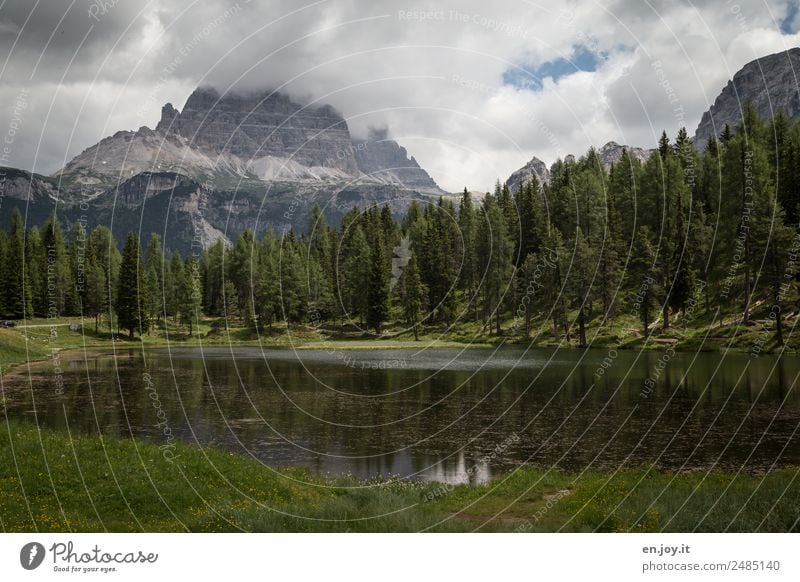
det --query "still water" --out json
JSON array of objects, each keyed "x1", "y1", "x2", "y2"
[{"x1": 2, "y1": 346, "x2": 799, "y2": 483}]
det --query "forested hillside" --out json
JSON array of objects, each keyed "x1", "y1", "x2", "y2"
[{"x1": 2, "y1": 104, "x2": 798, "y2": 350}]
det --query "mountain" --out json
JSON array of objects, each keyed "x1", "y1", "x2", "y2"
[
  {"x1": 505, "y1": 141, "x2": 652, "y2": 193},
  {"x1": 56, "y1": 87, "x2": 441, "y2": 193},
  {"x1": 9, "y1": 87, "x2": 444, "y2": 252},
  {"x1": 597, "y1": 141, "x2": 651, "y2": 168},
  {"x1": 694, "y1": 48, "x2": 800, "y2": 148},
  {"x1": 505, "y1": 156, "x2": 550, "y2": 193},
  {"x1": 352, "y1": 128, "x2": 439, "y2": 191}
]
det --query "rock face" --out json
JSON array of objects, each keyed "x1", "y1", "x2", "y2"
[
  {"x1": 506, "y1": 142, "x2": 653, "y2": 193},
  {"x1": 352, "y1": 128, "x2": 439, "y2": 192},
  {"x1": 505, "y1": 156, "x2": 550, "y2": 193},
  {"x1": 55, "y1": 87, "x2": 441, "y2": 194},
  {"x1": 597, "y1": 141, "x2": 652, "y2": 169},
  {"x1": 40, "y1": 86, "x2": 443, "y2": 252},
  {"x1": 167, "y1": 87, "x2": 359, "y2": 174},
  {"x1": 694, "y1": 48, "x2": 800, "y2": 149}
]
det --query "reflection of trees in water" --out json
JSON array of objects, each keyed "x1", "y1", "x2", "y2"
[{"x1": 5, "y1": 348, "x2": 800, "y2": 478}]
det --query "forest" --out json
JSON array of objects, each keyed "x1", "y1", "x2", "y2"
[{"x1": 1, "y1": 103, "x2": 798, "y2": 347}]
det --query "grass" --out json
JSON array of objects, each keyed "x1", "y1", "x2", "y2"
[
  {"x1": 2, "y1": 300, "x2": 797, "y2": 370},
  {"x1": 0, "y1": 421, "x2": 797, "y2": 532},
  {"x1": 0, "y1": 328, "x2": 48, "y2": 370}
]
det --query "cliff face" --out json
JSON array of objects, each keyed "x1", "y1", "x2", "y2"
[
  {"x1": 352, "y1": 129, "x2": 439, "y2": 192},
  {"x1": 505, "y1": 156, "x2": 550, "y2": 193},
  {"x1": 597, "y1": 141, "x2": 652, "y2": 168},
  {"x1": 42, "y1": 87, "x2": 442, "y2": 252},
  {"x1": 694, "y1": 48, "x2": 800, "y2": 148},
  {"x1": 166, "y1": 87, "x2": 360, "y2": 174},
  {"x1": 55, "y1": 87, "x2": 441, "y2": 193}
]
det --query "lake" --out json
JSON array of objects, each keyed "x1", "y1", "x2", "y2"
[{"x1": 2, "y1": 346, "x2": 798, "y2": 483}]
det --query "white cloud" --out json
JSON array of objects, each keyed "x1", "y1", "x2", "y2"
[{"x1": 0, "y1": 0, "x2": 797, "y2": 191}]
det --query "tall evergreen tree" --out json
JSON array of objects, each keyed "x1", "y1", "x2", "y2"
[
  {"x1": 3, "y1": 209, "x2": 31, "y2": 318},
  {"x1": 366, "y1": 244, "x2": 390, "y2": 334},
  {"x1": 115, "y1": 232, "x2": 148, "y2": 339},
  {"x1": 398, "y1": 252, "x2": 425, "y2": 340}
]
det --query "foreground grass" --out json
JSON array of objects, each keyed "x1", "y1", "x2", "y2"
[{"x1": 0, "y1": 421, "x2": 797, "y2": 532}]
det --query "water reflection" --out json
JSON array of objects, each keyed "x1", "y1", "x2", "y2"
[{"x1": 2, "y1": 346, "x2": 799, "y2": 482}]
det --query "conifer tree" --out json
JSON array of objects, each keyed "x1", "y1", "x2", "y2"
[
  {"x1": 3, "y1": 209, "x2": 31, "y2": 318},
  {"x1": 366, "y1": 244, "x2": 390, "y2": 334},
  {"x1": 398, "y1": 252, "x2": 425, "y2": 340},
  {"x1": 115, "y1": 232, "x2": 148, "y2": 339}
]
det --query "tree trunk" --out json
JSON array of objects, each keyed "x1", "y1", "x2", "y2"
[
  {"x1": 578, "y1": 309, "x2": 587, "y2": 348},
  {"x1": 775, "y1": 303, "x2": 784, "y2": 347}
]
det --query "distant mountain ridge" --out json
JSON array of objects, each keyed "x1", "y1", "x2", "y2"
[{"x1": 505, "y1": 141, "x2": 653, "y2": 193}]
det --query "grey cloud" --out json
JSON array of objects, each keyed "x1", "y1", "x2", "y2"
[{"x1": 0, "y1": 0, "x2": 797, "y2": 190}]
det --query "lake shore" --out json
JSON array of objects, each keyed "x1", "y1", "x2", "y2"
[
  {"x1": 0, "y1": 420, "x2": 796, "y2": 533},
  {"x1": 2, "y1": 310, "x2": 795, "y2": 377}
]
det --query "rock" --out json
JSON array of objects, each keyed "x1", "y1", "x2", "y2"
[
  {"x1": 169, "y1": 87, "x2": 360, "y2": 174},
  {"x1": 505, "y1": 155, "x2": 550, "y2": 193},
  {"x1": 352, "y1": 128, "x2": 440, "y2": 192},
  {"x1": 694, "y1": 48, "x2": 800, "y2": 149},
  {"x1": 54, "y1": 87, "x2": 441, "y2": 193},
  {"x1": 155, "y1": 103, "x2": 179, "y2": 132},
  {"x1": 505, "y1": 142, "x2": 652, "y2": 194},
  {"x1": 597, "y1": 141, "x2": 652, "y2": 169}
]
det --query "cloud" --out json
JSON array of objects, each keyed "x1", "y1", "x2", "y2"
[{"x1": 0, "y1": 0, "x2": 797, "y2": 191}]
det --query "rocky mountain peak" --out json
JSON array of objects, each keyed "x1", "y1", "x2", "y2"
[
  {"x1": 505, "y1": 155, "x2": 550, "y2": 193},
  {"x1": 598, "y1": 141, "x2": 652, "y2": 168},
  {"x1": 352, "y1": 127, "x2": 439, "y2": 192},
  {"x1": 165, "y1": 87, "x2": 359, "y2": 174},
  {"x1": 156, "y1": 103, "x2": 179, "y2": 132},
  {"x1": 694, "y1": 48, "x2": 800, "y2": 149},
  {"x1": 54, "y1": 86, "x2": 441, "y2": 193}
]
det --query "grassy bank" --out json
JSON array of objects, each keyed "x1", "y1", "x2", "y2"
[
  {"x1": 0, "y1": 421, "x2": 797, "y2": 532},
  {"x1": 1, "y1": 304, "x2": 798, "y2": 374}
]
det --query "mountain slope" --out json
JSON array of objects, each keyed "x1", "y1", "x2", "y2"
[{"x1": 694, "y1": 48, "x2": 800, "y2": 148}]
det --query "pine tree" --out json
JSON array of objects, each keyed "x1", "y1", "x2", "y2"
[
  {"x1": 202, "y1": 239, "x2": 225, "y2": 315},
  {"x1": 568, "y1": 228, "x2": 593, "y2": 347},
  {"x1": 477, "y1": 194, "x2": 514, "y2": 334},
  {"x1": 86, "y1": 226, "x2": 120, "y2": 332},
  {"x1": 0, "y1": 231, "x2": 6, "y2": 316},
  {"x1": 3, "y1": 209, "x2": 31, "y2": 318},
  {"x1": 67, "y1": 221, "x2": 86, "y2": 315},
  {"x1": 115, "y1": 232, "x2": 148, "y2": 339},
  {"x1": 168, "y1": 252, "x2": 185, "y2": 323},
  {"x1": 629, "y1": 227, "x2": 660, "y2": 335},
  {"x1": 181, "y1": 255, "x2": 202, "y2": 335},
  {"x1": 398, "y1": 252, "x2": 425, "y2": 340},
  {"x1": 342, "y1": 225, "x2": 371, "y2": 325},
  {"x1": 26, "y1": 226, "x2": 45, "y2": 317},
  {"x1": 366, "y1": 243, "x2": 390, "y2": 334},
  {"x1": 223, "y1": 279, "x2": 239, "y2": 321},
  {"x1": 145, "y1": 234, "x2": 165, "y2": 323},
  {"x1": 41, "y1": 217, "x2": 70, "y2": 317}
]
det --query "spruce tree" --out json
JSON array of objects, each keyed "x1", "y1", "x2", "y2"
[
  {"x1": 115, "y1": 232, "x2": 148, "y2": 339},
  {"x1": 398, "y1": 252, "x2": 425, "y2": 340},
  {"x1": 366, "y1": 243, "x2": 390, "y2": 334},
  {"x1": 3, "y1": 208, "x2": 31, "y2": 318}
]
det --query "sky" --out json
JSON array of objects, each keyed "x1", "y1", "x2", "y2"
[{"x1": 0, "y1": 0, "x2": 799, "y2": 192}]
